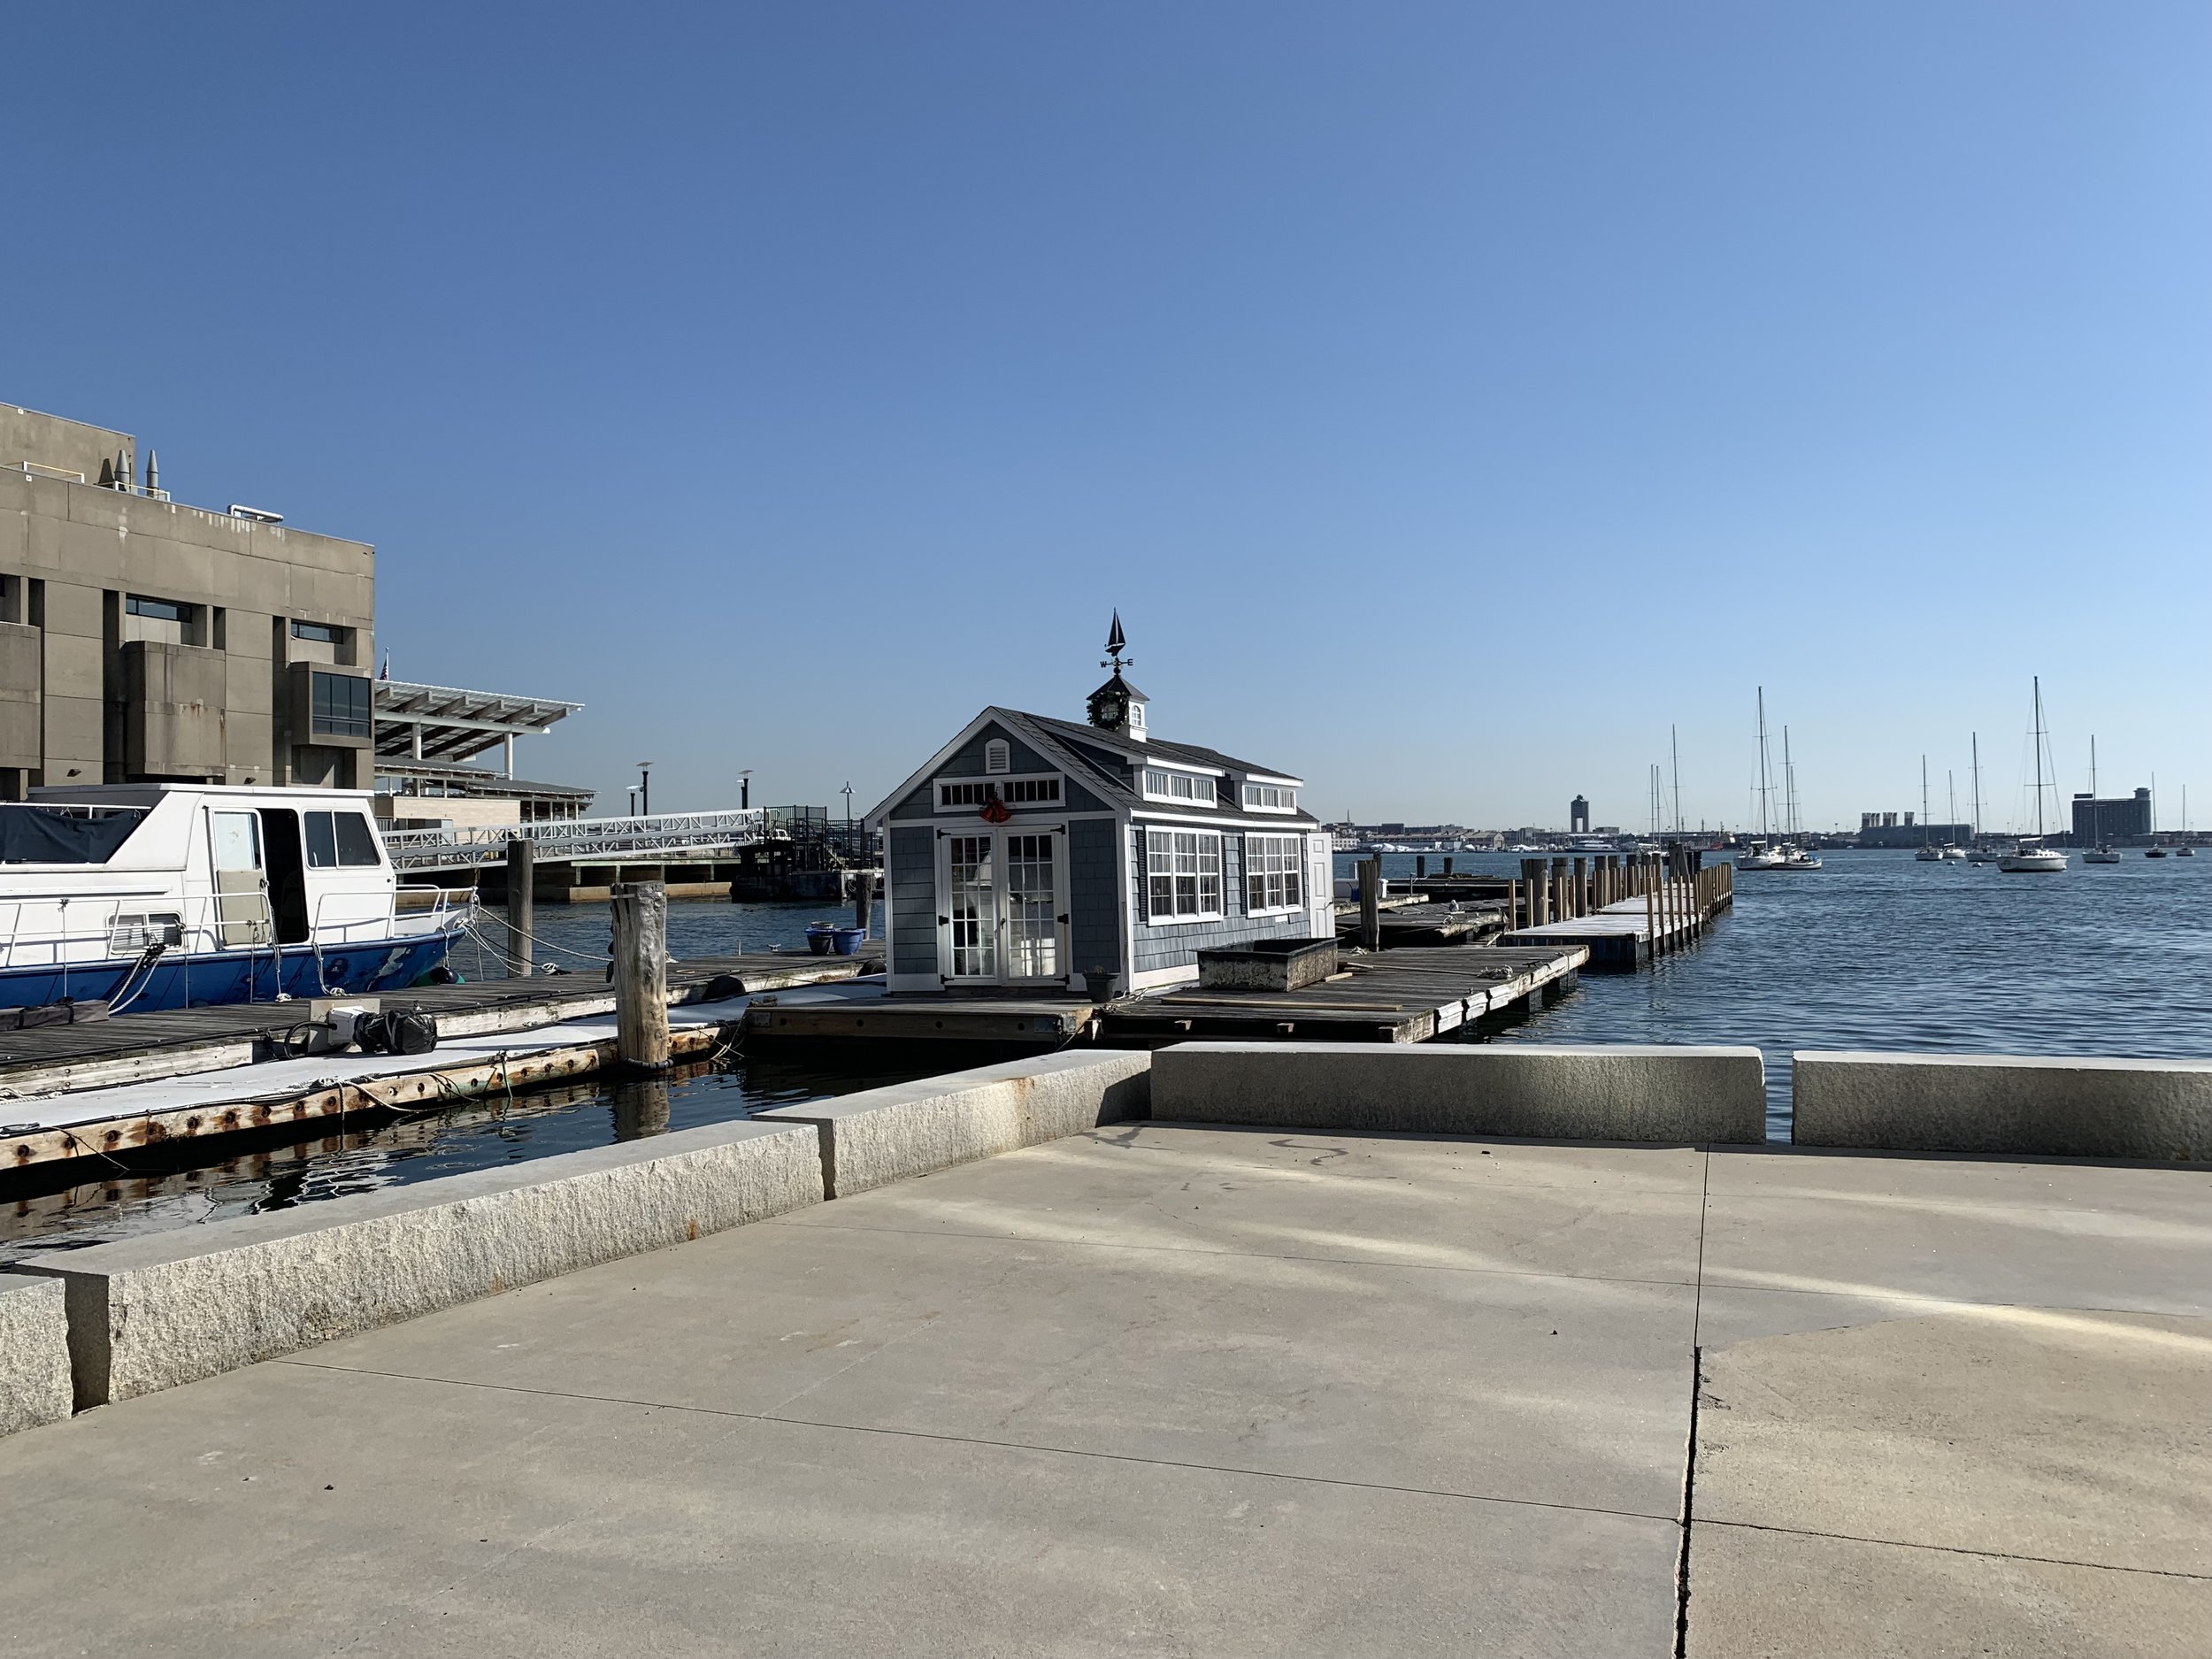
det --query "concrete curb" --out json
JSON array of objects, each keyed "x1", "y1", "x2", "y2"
[
  {"x1": 1150, "y1": 1041, "x2": 1767, "y2": 1144},
  {"x1": 0, "y1": 1272, "x2": 73, "y2": 1436},
  {"x1": 17, "y1": 1119, "x2": 823, "y2": 1408},
  {"x1": 757, "y1": 1050, "x2": 1152, "y2": 1196},
  {"x1": 1792, "y1": 1050, "x2": 2212, "y2": 1159}
]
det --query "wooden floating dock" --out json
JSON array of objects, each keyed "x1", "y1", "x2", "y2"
[
  {"x1": 1336, "y1": 900, "x2": 1506, "y2": 949},
  {"x1": 0, "y1": 951, "x2": 881, "y2": 1175},
  {"x1": 1494, "y1": 850, "x2": 1734, "y2": 968},
  {"x1": 743, "y1": 995, "x2": 1094, "y2": 1046},
  {"x1": 1102, "y1": 944, "x2": 1587, "y2": 1045},
  {"x1": 0, "y1": 951, "x2": 879, "y2": 1107},
  {"x1": 1498, "y1": 900, "x2": 1706, "y2": 967}
]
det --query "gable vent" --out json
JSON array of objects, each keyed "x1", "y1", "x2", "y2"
[{"x1": 985, "y1": 739, "x2": 1010, "y2": 774}]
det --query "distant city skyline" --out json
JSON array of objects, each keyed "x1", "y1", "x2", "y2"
[{"x1": 6, "y1": 3, "x2": 2206, "y2": 831}]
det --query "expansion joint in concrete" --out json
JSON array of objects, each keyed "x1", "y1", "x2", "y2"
[
  {"x1": 277, "y1": 1356, "x2": 1685, "y2": 1526},
  {"x1": 1675, "y1": 1344, "x2": 1701, "y2": 1659}
]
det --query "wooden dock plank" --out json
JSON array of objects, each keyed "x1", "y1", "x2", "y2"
[{"x1": 0, "y1": 950, "x2": 880, "y2": 1102}]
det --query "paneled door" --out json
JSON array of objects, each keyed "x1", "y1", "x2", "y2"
[
  {"x1": 937, "y1": 827, "x2": 1068, "y2": 984},
  {"x1": 1002, "y1": 831, "x2": 1061, "y2": 980},
  {"x1": 941, "y1": 833, "x2": 998, "y2": 980}
]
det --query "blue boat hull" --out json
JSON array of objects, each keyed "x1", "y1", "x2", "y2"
[{"x1": 0, "y1": 930, "x2": 463, "y2": 1014}]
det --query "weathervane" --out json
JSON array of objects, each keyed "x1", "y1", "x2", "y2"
[{"x1": 1101, "y1": 610, "x2": 1132, "y2": 675}]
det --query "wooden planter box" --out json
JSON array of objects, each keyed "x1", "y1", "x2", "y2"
[{"x1": 1196, "y1": 938, "x2": 1340, "y2": 994}]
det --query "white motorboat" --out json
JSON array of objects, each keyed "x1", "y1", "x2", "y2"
[{"x1": 0, "y1": 784, "x2": 467, "y2": 1011}]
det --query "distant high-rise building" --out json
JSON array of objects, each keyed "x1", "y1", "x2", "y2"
[
  {"x1": 2070, "y1": 788, "x2": 2152, "y2": 846},
  {"x1": 1570, "y1": 795, "x2": 1589, "y2": 833}
]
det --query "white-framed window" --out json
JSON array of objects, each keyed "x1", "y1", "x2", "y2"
[
  {"x1": 1245, "y1": 833, "x2": 1306, "y2": 913},
  {"x1": 1141, "y1": 767, "x2": 1217, "y2": 806},
  {"x1": 936, "y1": 775, "x2": 1061, "y2": 811},
  {"x1": 1146, "y1": 829, "x2": 1222, "y2": 921},
  {"x1": 1241, "y1": 782, "x2": 1298, "y2": 812}
]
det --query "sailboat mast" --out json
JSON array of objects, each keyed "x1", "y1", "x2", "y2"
[
  {"x1": 1755, "y1": 688, "x2": 1772, "y2": 839},
  {"x1": 1971, "y1": 733, "x2": 1983, "y2": 841},
  {"x1": 1783, "y1": 727, "x2": 1799, "y2": 839},
  {"x1": 1921, "y1": 756, "x2": 1931, "y2": 845},
  {"x1": 1671, "y1": 725, "x2": 1682, "y2": 836},
  {"x1": 2032, "y1": 677, "x2": 2047, "y2": 840}
]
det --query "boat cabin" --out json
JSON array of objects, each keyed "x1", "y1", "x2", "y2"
[
  {"x1": 0, "y1": 783, "x2": 465, "y2": 1010},
  {"x1": 869, "y1": 619, "x2": 1331, "y2": 995}
]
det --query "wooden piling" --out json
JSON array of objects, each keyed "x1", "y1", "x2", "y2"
[
  {"x1": 1571, "y1": 856, "x2": 1587, "y2": 918},
  {"x1": 504, "y1": 837, "x2": 534, "y2": 978},
  {"x1": 611, "y1": 880, "x2": 672, "y2": 1071},
  {"x1": 1359, "y1": 857, "x2": 1382, "y2": 950},
  {"x1": 854, "y1": 866, "x2": 872, "y2": 935},
  {"x1": 1644, "y1": 856, "x2": 1657, "y2": 957},
  {"x1": 1416, "y1": 855, "x2": 1427, "y2": 879}
]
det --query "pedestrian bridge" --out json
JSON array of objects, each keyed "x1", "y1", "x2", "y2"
[{"x1": 380, "y1": 809, "x2": 772, "y2": 874}]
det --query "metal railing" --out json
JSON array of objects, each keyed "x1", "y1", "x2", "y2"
[{"x1": 380, "y1": 809, "x2": 774, "y2": 872}]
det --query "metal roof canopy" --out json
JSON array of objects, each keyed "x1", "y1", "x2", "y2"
[{"x1": 374, "y1": 679, "x2": 583, "y2": 767}]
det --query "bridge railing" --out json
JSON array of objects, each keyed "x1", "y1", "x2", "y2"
[{"x1": 381, "y1": 809, "x2": 774, "y2": 872}]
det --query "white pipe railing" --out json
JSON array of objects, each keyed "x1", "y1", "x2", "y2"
[
  {"x1": 0, "y1": 885, "x2": 468, "y2": 976},
  {"x1": 380, "y1": 809, "x2": 774, "y2": 872}
]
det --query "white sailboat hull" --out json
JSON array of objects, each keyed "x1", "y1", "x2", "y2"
[{"x1": 1998, "y1": 849, "x2": 2069, "y2": 872}]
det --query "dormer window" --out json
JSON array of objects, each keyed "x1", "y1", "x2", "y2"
[
  {"x1": 1241, "y1": 783, "x2": 1298, "y2": 813},
  {"x1": 1142, "y1": 767, "x2": 1216, "y2": 806}
]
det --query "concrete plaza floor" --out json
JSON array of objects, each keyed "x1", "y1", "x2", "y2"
[{"x1": 2, "y1": 1122, "x2": 2207, "y2": 1655}]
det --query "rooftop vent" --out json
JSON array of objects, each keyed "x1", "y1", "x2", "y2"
[{"x1": 227, "y1": 504, "x2": 284, "y2": 524}]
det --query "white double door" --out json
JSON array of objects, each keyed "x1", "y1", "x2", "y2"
[{"x1": 938, "y1": 825, "x2": 1068, "y2": 984}]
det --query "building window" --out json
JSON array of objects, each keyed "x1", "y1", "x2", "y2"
[
  {"x1": 1242, "y1": 783, "x2": 1298, "y2": 812},
  {"x1": 310, "y1": 672, "x2": 373, "y2": 741},
  {"x1": 938, "y1": 776, "x2": 1061, "y2": 810},
  {"x1": 985, "y1": 739, "x2": 1010, "y2": 774},
  {"x1": 1246, "y1": 834, "x2": 1307, "y2": 913},
  {"x1": 1142, "y1": 768, "x2": 1217, "y2": 806},
  {"x1": 125, "y1": 595, "x2": 187, "y2": 623},
  {"x1": 291, "y1": 619, "x2": 345, "y2": 644},
  {"x1": 1146, "y1": 829, "x2": 1222, "y2": 921},
  {"x1": 304, "y1": 810, "x2": 383, "y2": 868}
]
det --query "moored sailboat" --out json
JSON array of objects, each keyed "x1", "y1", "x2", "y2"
[{"x1": 1997, "y1": 679, "x2": 2069, "y2": 873}]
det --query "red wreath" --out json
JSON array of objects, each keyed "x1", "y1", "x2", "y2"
[{"x1": 979, "y1": 796, "x2": 1012, "y2": 824}]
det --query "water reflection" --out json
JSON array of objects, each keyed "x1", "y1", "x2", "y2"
[{"x1": 2, "y1": 1053, "x2": 943, "y2": 1262}]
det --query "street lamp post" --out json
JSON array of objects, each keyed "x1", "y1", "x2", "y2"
[
  {"x1": 637, "y1": 761, "x2": 653, "y2": 818},
  {"x1": 739, "y1": 769, "x2": 752, "y2": 810}
]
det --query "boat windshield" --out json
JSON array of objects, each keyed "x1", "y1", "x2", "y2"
[{"x1": 0, "y1": 804, "x2": 150, "y2": 864}]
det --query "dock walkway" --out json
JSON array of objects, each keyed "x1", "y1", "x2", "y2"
[
  {"x1": 1103, "y1": 943, "x2": 1585, "y2": 1043},
  {"x1": 1, "y1": 952, "x2": 877, "y2": 1171},
  {"x1": 4, "y1": 1120, "x2": 2200, "y2": 1655}
]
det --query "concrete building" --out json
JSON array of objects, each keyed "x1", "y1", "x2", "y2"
[
  {"x1": 2, "y1": 402, "x2": 375, "y2": 796},
  {"x1": 2070, "y1": 788, "x2": 2151, "y2": 846},
  {"x1": 1570, "y1": 795, "x2": 1590, "y2": 833}
]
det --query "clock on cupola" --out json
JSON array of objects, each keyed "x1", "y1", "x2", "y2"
[{"x1": 1085, "y1": 610, "x2": 1149, "y2": 741}]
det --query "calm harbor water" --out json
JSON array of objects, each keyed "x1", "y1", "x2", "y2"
[
  {"x1": 1344, "y1": 848, "x2": 2212, "y2": 1135},
  {"x1": 11, "y1": 854, "x2": 2207, "y2": 1255}
]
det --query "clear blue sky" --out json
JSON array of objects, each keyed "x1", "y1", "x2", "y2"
[{"x1": 7, "y1": 4, "x2": 2207, "y2": 833}]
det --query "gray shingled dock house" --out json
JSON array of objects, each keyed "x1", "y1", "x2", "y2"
[{"x1": 868, "y1": 619, "x2": 1332, "y2": 995}]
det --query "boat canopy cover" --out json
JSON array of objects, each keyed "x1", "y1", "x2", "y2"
[{"x1": 0, "y1": 805, "x2": 150, "y2": 864}]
